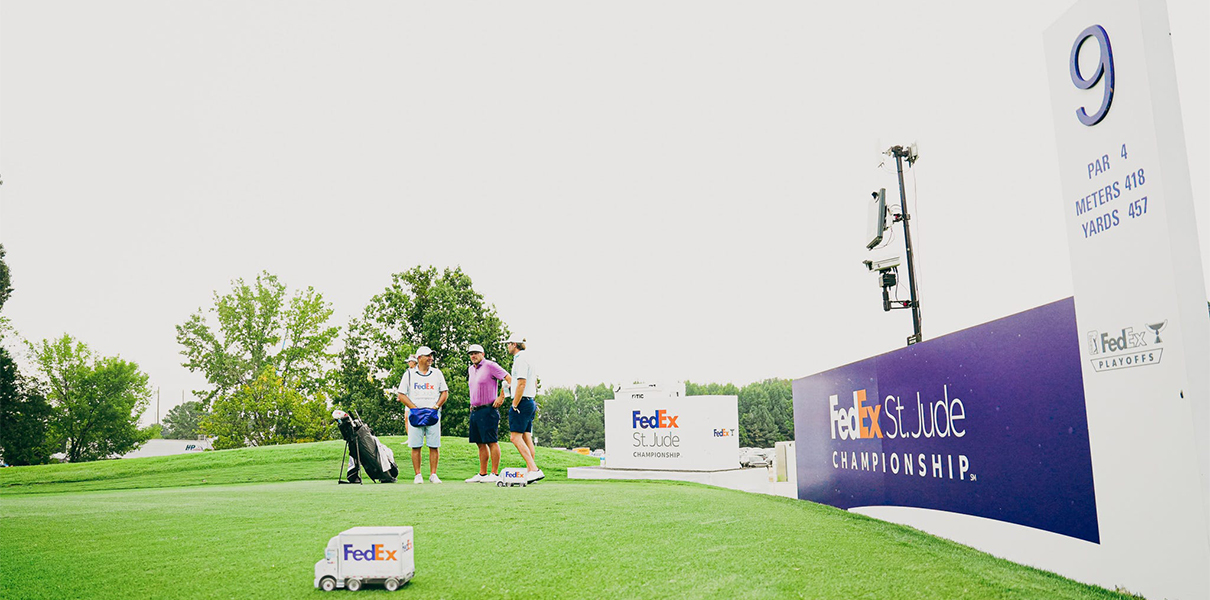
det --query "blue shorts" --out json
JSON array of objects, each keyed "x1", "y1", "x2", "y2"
[
  {"x1": 508, "y1": 397, "x2": 536, "y2": 433},
  {"x1": 469, "y1": 405, "x2": 500, "y2": 444}
]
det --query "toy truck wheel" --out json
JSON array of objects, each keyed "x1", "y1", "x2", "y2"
[
  {"x1": 346, "y1": 578, "x2": 362, "y2": 592},
  {"x1": 496, "y1": 481, "x2": 504, "y2": 487},
  {"x1": 384, "y1": 578, "x2": 400, "y2": 591},
  {"x1": 320, "y1": 577, "x2": 336, "y2": 592}
]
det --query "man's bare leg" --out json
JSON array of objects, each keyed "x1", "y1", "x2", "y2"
[
  {"x1": 411, "y1": 448, "x2": 422, "y2": 475},
  {"x1": 510, "y1": 432, "x2": 537, "y2": 471},
  {"x1": 523, "y1": 432, "x2": 537, "y2": 468},
  {"x1": 477, "y1": 444, "x2": 490, "y2": 475},
  {"x1": 488, "y1": 442, "x2": 501, "y2": 474},
  {"x1": 429, "y1": 447, "x2": 440, "y2": 476}
]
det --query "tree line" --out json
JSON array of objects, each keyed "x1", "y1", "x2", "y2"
[
  {"x1": 2, "y1": 246, "x2": 793, "y2": 465},
  {"x1": 0, "y1": 258, "x2": 517, "y2": 463}
]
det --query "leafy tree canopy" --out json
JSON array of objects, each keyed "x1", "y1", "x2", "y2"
[
  {"x1": 203, "y1": 368, "x2": 332, "y2": 450},
  {"x1": 337, "y1": 266, "x2": 510, "y2": 436},
  {"x1": 162, "y1": 400, "x2": 205, "y2": 440},
  {"x1": 176, "y1": 271, "x2": 339, "y2": 409},
  {"x1": 28, "y1": 335, "x2": 154, "y2": 462},
  {"x1": 534, "y1": 384, "x2": 610, "y2": 450},
  {"x1": 0, "y1": 346, "x2": 54, "y2": 465}
]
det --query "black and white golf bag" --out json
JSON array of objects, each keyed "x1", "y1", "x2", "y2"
[{"x1": 333, "y1": 409, "x2": 399, "y2": 484}]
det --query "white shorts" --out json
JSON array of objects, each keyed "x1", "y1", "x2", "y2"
[{"x1": 407, "y1": 419, "x2": 441, "y2": 448}]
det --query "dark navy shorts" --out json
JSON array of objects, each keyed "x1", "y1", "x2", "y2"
[
  {"x1": 469, "y1": 405, "x2": 500, "y2": 444},
  {"x1": 508, "y1": 397, "x2": 536, "y2": 433}
]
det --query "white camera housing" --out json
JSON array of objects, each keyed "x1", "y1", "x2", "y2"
[{"x1": 865, "y1": 256, "x2": 901, "y2": 271}]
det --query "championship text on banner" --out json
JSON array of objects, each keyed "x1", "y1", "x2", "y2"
[{"x1": 793, "y1": 298, "x2": 1099, "y2": 543}]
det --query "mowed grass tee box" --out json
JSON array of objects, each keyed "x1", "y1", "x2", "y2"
[{"x1": 0, "y1": 439, "x2": 1136, "y2": 599}]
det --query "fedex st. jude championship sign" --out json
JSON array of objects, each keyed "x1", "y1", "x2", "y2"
[
  {"x1": 795, "y1": 2, "x2": 1209, "y2": 599},
  {"x1": 605, "y1": 388, "x2": 739, "y2": 471}
]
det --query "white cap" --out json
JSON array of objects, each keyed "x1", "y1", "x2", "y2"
[
  {"x1": 467, "y1": 344, "x2": 485, "y2": 354},
  {"x1": 406, "y1": 355, "x2": 417, "y2": 363},
  {"x1": 415, "y1": 346, "x2": 433, "y2": 357},
  {"x1": 505, "y1": 333, "x2": 525, "y2": 344}
]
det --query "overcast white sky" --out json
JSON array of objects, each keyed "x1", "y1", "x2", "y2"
[{"x1": 2, "y1": 1, "x2": 1206, "y2": 424}]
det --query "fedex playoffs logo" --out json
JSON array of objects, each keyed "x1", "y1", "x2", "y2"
[
  {"x1": 412, "y1": 382, "x2": 437, "y2": 392},
  {"x1": 343, "y1": 543, "x2": 405, "y2": 561},
  {"x1": 829, "y1": 390, "x2": 882, "y2": 440},
  {"x1": 1086, "y1": 319, "x2": 1165, "y2": 372},
  {"x1": 632, "y1": 410, "x2": 678, "y2": 429}
]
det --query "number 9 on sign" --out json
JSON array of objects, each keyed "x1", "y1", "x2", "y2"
[{"x1": 1069, "y1": 24, "x2": 1114, "y2": 126}]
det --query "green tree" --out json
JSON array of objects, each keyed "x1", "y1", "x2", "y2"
[
  {"x1": 0, "y1": 346, "x2": 55, "y2": 465},
  {"x1": 533, "y1": 384, "x2": 609, "y2": 449},
  {"x1": 162, "y1": 400, "x2": 205, "y2": 440},
  {"x1": 685, "y1": 381, "x2": 741, "y2": 396},
  {"x1": 337, "y1": 266, "x2": 510, "y2": 436},
  {"x1": 738, "y1": 379, "x2": 794, "y2": 443},
  {"x1": 28, "y1": 335, "x2": 154, "y2": 462},
  {"x1": 740, "y1": 404, "x2": 779, "y2": 448},
  {"x1": 203, "y1": 368, "x2": 332, "y2": 450},
  {"x1": 0, "y1": 243, "x2": 12, "y2": 313},
  {"x1": 176, "y1": 271, "x2": 340, "y2": 409}
]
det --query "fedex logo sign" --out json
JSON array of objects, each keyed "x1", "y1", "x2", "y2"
[
  {"x1": 829, "y1": 390, "x2": 882, "y2": 440},
  {"x1": 412, "y1": 382, "x2": 436, "y2": 391},
  {"x1": 343, "y1": 543, "x2": 398, "y2": 561},
  {"x1": 632, "y1": 410, "x2": 678, "y2": 429}
]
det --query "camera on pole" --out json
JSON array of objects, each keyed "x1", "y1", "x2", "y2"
[{"x1": 863, "y1": 144, "x2": 923, "y2": 346}]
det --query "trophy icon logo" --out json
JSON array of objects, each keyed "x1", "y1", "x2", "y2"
[{"x1": 1147, "y1": 320, "x2": 1167, "y2": 344}]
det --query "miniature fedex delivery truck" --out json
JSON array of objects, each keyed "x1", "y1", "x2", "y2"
[
  {"x1": 496, "y1": 467, "x2": 528, "y2": 487},
  {"x1": 314, "y1": 527, "x2": 414, "y2": 592}
]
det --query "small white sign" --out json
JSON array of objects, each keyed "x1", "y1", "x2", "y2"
[{"x1": 605, "y1": 395, "x2": 740, "y2": 471}]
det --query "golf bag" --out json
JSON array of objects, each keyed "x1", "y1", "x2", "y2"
[{"x1": 333, "y1": 409, "x2": 399, "y2": 484}]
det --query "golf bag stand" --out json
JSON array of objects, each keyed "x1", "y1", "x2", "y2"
[
  {"x1": 332, "y1": 408, "x2": 397, "y2": 484},
  {"x1": 337, "y1": 437, "x2": 364, "y2": 485}
]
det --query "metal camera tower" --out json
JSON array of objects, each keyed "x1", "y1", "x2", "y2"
[{"x1": 865, "y1": 144, "x2": 923, "y2": 346}]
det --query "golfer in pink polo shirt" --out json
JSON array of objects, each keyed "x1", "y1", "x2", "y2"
[{"x1": 464, "y1": 344, "x2": 511, "y2": 483}]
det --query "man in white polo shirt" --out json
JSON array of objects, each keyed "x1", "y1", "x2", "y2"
[
  {"x1": 505, "y1": 334, "x2": 543, "y2": 482},
  {"x1": 396, "y1": 346, "x2": 448, "y2": 484}
]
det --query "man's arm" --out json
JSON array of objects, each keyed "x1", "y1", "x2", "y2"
[
  {"x1": 493, "y1": 375, "x2": 512, "y2": 408},
  {"x1": 513, "y1": 378, "x2": 526, "y2": 408},
  {"x1": 436, "y1": 390, "x2": 449, "y2": 410},
  {"x1": 397, "y1": 392, "x2": 417, "y2": 409}
]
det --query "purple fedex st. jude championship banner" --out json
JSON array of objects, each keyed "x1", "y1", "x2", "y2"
[{"x1": 793, "y1": 298, "x2": 1099, "y2": 543}]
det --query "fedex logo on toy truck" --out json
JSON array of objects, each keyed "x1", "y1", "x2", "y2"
[
  {"x1": 632, "y1": 410, "x2": 678, "y2": 429},
  {"x1": 343, "y1": 541, "x2": 408, "y2": 562}
]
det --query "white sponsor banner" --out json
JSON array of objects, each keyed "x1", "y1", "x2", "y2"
[
  {"x1": 1045, "y1": 0, "x2": 1210, "y2": 598},
  {"x1": 604, "y1": 396, "x2": 739, "y2": 471}
]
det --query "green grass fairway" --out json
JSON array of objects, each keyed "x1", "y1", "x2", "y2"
[
  {"x1": 0, "y1": 437, "x2": 596, "y2": 494},
  {"x1": 0, "y1": 443, "x2": 1134, "y2": 599}
]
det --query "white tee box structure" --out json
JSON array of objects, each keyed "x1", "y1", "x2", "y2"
[
  {"x1": 1044, "y1": 0, "x2": 1210, "y2": 597},
  {"x1": 314, "y1": 527, "x2": 414, "y2": 592},
  {"x1": 604, "y1": 388, "x2": 740, "y2": 472}
]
